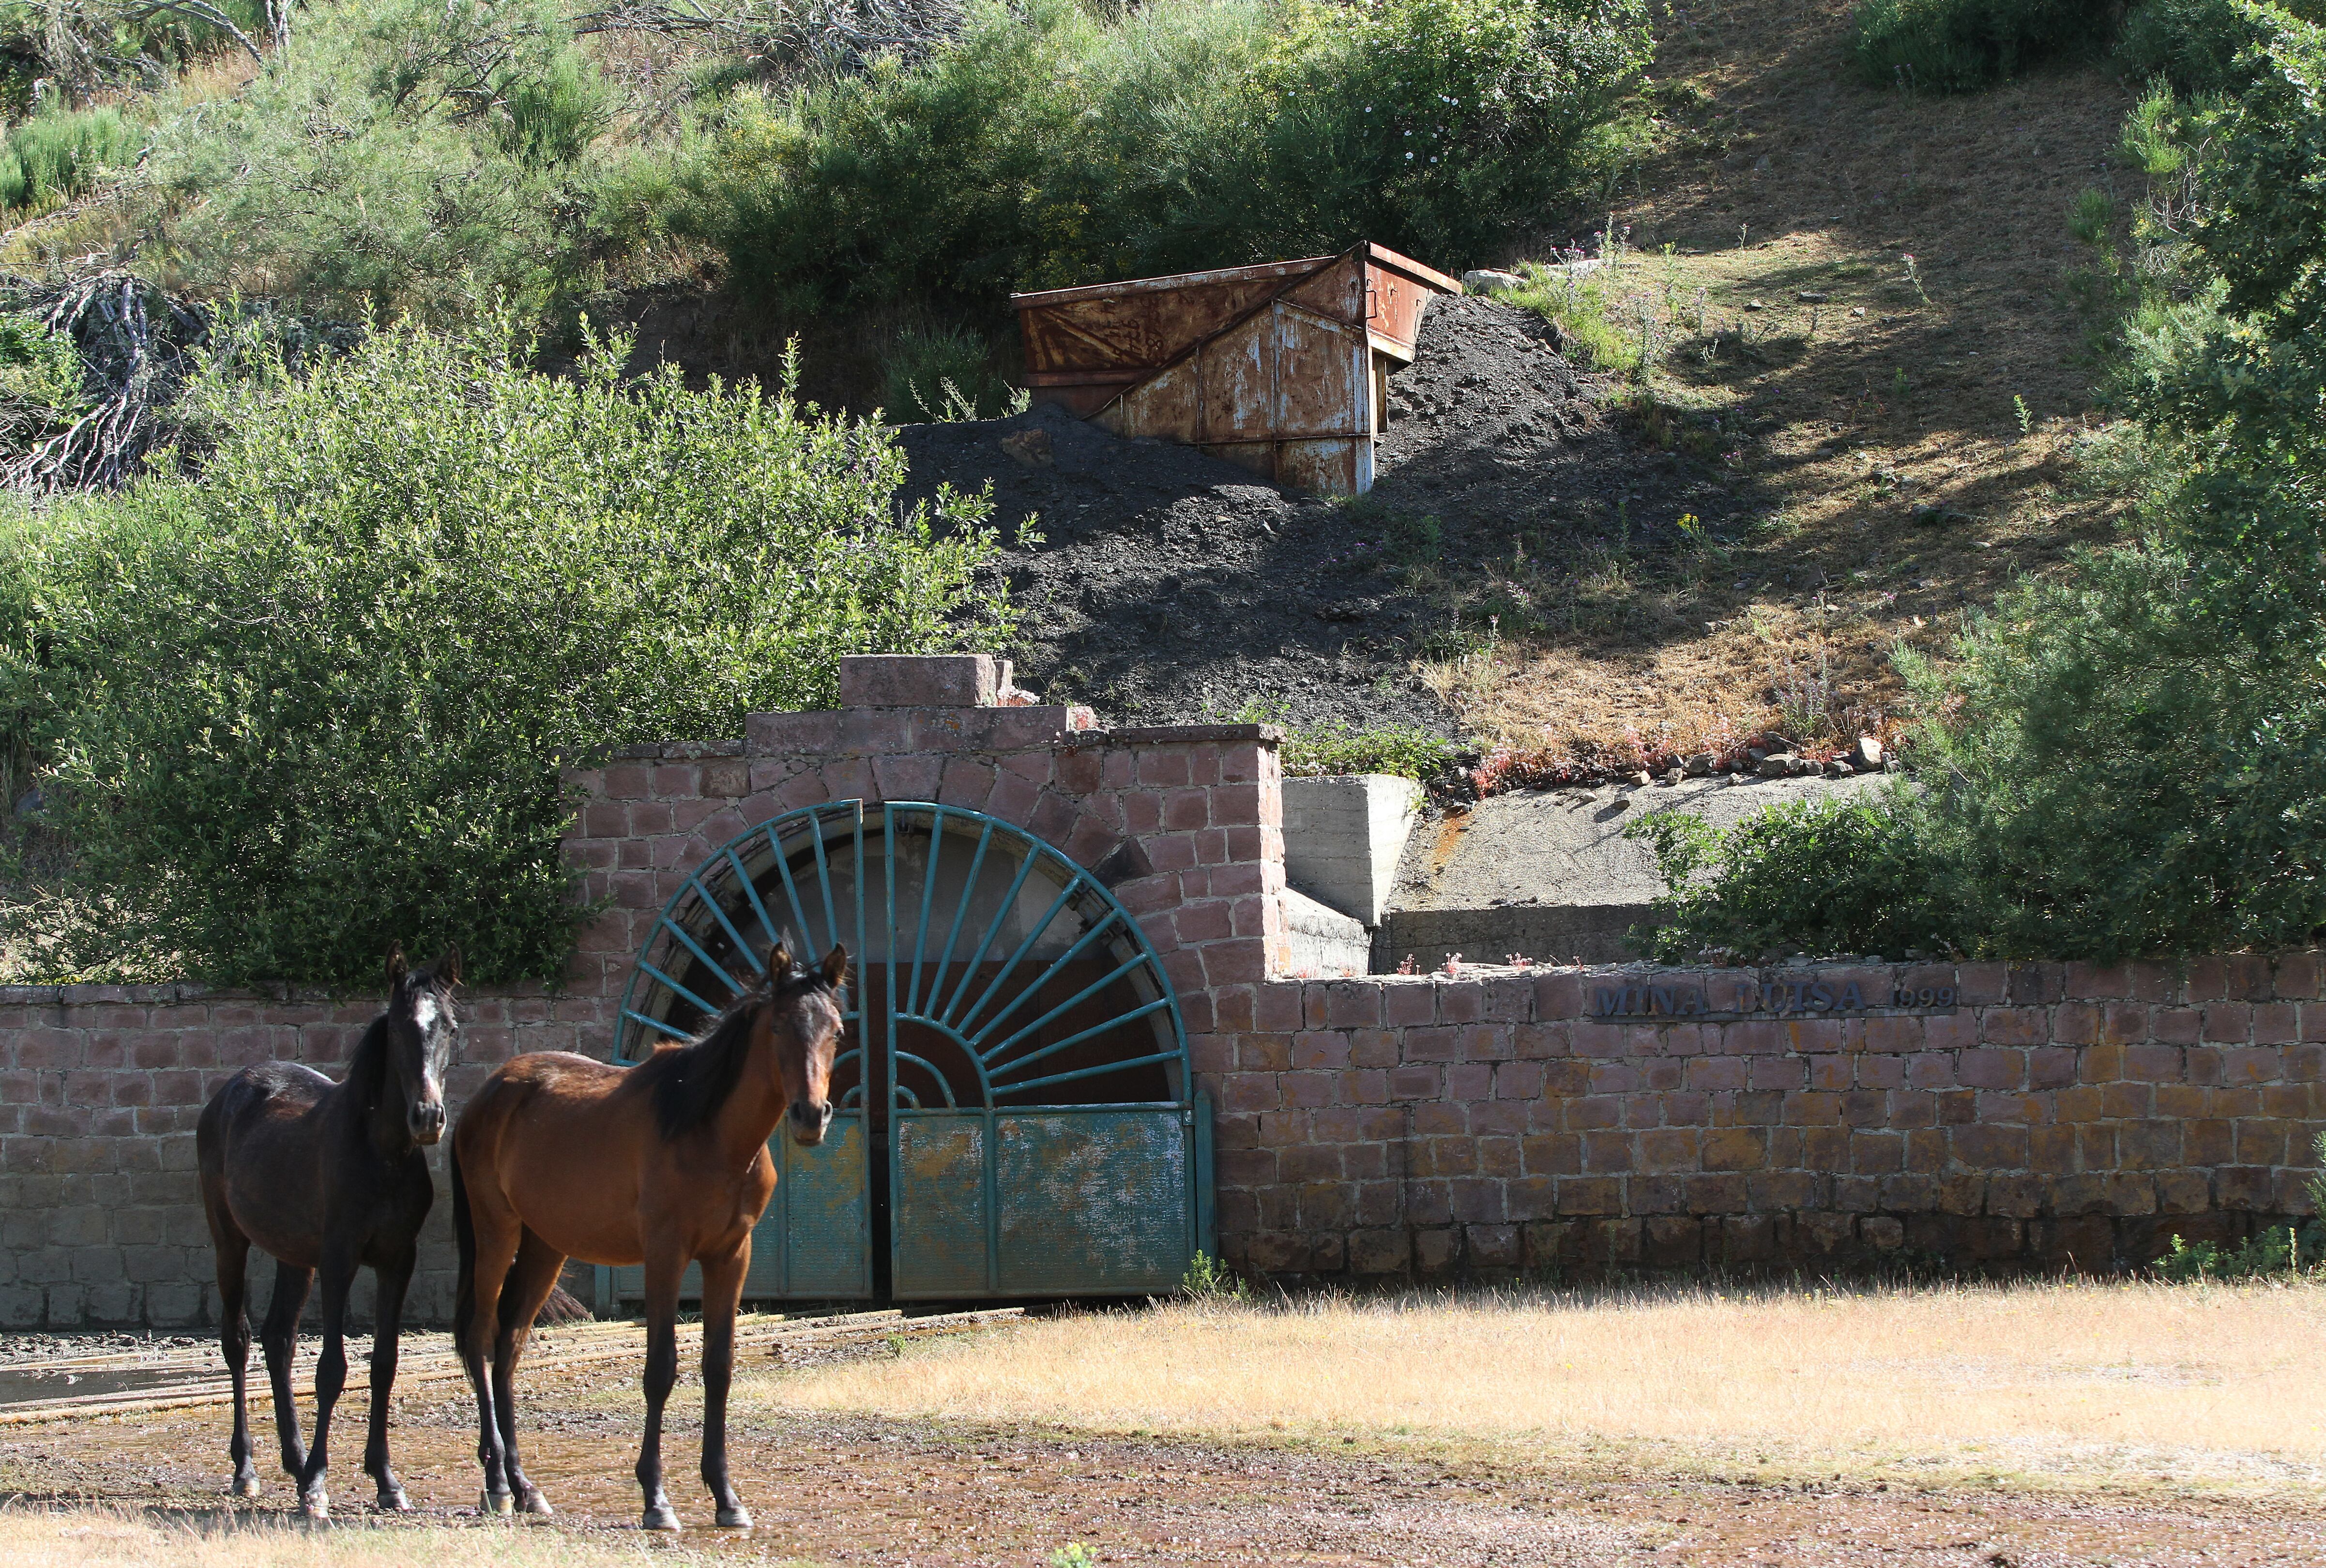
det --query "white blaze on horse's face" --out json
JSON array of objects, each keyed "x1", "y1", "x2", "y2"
[{"x1": 403, "y1": 987, "x2": 455, "y2": 1145}]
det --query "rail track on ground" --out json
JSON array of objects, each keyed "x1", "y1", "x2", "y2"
[{"x1": 0, "y1": 1307, "x2": 1023, "y2": 1426}]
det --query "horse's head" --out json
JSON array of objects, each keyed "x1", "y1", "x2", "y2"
[
  {"x1": 757, "y1": 942, "x2": 847, "y2": 1146},
  {"x1": 384, "y1": 942, "x2": 460, "y2": 1145}
]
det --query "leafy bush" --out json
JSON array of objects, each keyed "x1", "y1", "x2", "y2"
[
  {"x1": 2114, "y1": 0, "x2": 2323, "y2": 92},
  {"x1": 0, "y1": 316, "x2": 1015, "y2": 987},
  {"x1": 1626, "y1": 790, "x2": 1958, "y2": 963},
  {"x1": 682, "y1": 0, "x2": 1651, "y2": 310},
  {"x1": 1220, "y1": 698, "x2": 1463, "y2": 780},
  {"x1": 1850, "y1": 0, "x2": 2118, "y2": 91},
  {"x1": 0, "y1": 106, "x2": 139, "y2": 210},
  {"x1": 2155, "y1": 1226, "x2": 2311, "y2": 1280},
  {"x1": 1280, "y1": 720, "x2": 1463, "y2": 781},
  {"x1": 880, "y1": 324, "x2": 1022, "y2": 422},
  {"x1": 139, "y1": 0, "x2": 625, "y2": 320}
]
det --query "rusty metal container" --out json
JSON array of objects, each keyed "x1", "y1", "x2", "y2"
[{"x1": 1011, "y1": 243, "x2": 1461, "y2": 496}]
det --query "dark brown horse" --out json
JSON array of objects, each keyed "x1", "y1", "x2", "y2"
[
  {"x1": 450, "y1": 941, "x2": 845, "y2": 1530},
  {"x1": 197, "y1": 944, "x2": 459, "y2": 1517}
]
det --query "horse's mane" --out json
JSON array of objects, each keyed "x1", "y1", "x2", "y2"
[
  {"x1": 345, "y1": 1010, "x2": 391, "y2": 1100},
  {"x1": 640, "y1": 966, "x2": 828, "y2": 1142}
]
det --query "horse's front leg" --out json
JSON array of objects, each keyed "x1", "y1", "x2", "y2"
[
  {"x1": 363, "y1": 1249, "x2": 415, "y2": 1511},
  {"x1": 259, "y1": 1259, "x2": 313, "y2": 1484},
  {"x1": 206, "y1": 1210, "x2": 258, "y2": 1498},
  {"x1": 699, "y1": 1243, "x2": 752, "y2": 1528},
  {"x1": 635, "y1": 1244, "x2": 687, "y2": 1533},
  {"x1": 296, "y1": 1253, "x2": 357, "y2": 1520}
]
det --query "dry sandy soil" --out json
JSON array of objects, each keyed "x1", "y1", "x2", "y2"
[{"x1": 8, "y1": 1284, "x2": 2326, "y2": 1566}]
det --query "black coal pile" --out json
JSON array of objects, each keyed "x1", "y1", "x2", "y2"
[{"x1": 893, "y1": 293, "x2": 1754, "y2": 732}]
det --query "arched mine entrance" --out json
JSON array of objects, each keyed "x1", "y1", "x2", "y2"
[{"x1": 601, "y1": 800, "x2": 1212, "y2": 1306}]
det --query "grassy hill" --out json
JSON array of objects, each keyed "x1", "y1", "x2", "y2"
[{"x1": 0, "y1": 0, "x2": 2146, "y2": 768}]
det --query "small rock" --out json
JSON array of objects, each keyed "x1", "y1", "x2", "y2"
[
  {"x1": 1852, "y1": 735, "x2": 1884, "y2": 770},
  {"x1": 1629, "y1": 770, "x2": 1653, "y2": 788},
  {"x1": 998, "y1": 429, "x2": 1053, "y2": 469},
  {"x1": 1797, "y1": 291, "x2": 1829, "y2": 303},
  {"x1": 1758, "y1": 754, "x2": 1795, "y2": 778},
  {"x1": 1790, "y1": 755, "x2": 1819, "y2": 777},
  {"x1": 1827, "y1": 759, "x2": 1855, "y2": 777},
  {"x1": 1747, "y1": 747, "x2": 1769, "y2": 765},
  {"x1": 1745, "y1": 299, "x2": 1766, "y2": 311},
  {"x1": 1462, "y1": 268, "x2": 1525, "y2": 294},
  {"x1": 1662, "y1": 767, "x2": 1685, "y2": 786},
  {"x1": 1685, "y1": 752, "x2": 1716, "y2": 777}
]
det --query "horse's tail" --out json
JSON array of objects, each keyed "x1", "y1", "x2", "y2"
[{"x1": 450, "y1": 1137, "x2": 479, "y2": 1359}]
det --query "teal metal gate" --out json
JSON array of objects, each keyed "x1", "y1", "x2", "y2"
[{"x1": 600, "y1": 800, "x2": 1212, "y2": 1307}]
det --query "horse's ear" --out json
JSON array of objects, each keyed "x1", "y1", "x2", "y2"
[
  {"x1": 386, "y1": 943, "x2": 409, "y2": 989},
  {"x1": 820, "y1": 944, "x2": 850, "y2": 990},
  {"x1": 767, "y1": 940, "x2": 792, "y2": 979},
  {"x1": 436, "y1": 943, "x2": 462, "y2": 988}
]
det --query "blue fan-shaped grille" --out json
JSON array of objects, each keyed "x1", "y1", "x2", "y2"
[{"x1": 614, "y1": 801, "x2": 1187, "y2": 1110}]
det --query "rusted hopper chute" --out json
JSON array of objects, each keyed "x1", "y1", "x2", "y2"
[{"x1": 1011, "y1": 243, "x2": 1461, "y2": 497}]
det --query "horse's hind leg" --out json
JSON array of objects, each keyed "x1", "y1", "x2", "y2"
[
  {"x1": 294, "y1": 1250, "x2": 357, "y2": 1520},
  {"x1": 457, "y1": 1203, "x2": 524, "y2": 1515},
  {"x1": 699, "y1": 1246, "x2": 752, "y2": 1529},
  {"x1": 635, "y1": 1244, "x2": 687, "y2": 1532},
  {"x1": 491, "y1": 1230, "x2": 567, "y2": 1517},
  {"x1": 259, "y1": 1258, "x2": 313, "y2": 1483},
  {"x1": 205, "y1": 1198, "x2": 258, "y2": 1498},
  {"x1": 362, "y1": 1249, "x2": 416, "y2": 1512}
]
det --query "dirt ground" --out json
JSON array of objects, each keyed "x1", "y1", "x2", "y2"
[
  {"x1": 7, "y1": 1320, "x2": 2325, "y2": 1567},
  {"x1": 11, "y1": 1391, "x2": 2326, "y2": 1566}
]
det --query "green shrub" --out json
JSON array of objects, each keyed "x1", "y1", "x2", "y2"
[
  {"x1": 1625, "y1": 790, "x2": 1960, "y2": 963},
  {"x1": 141, "y1": 0, "x2": 627, "y2": 319},
  {"x1": 495, "y1": 45, "x2": 612, "y2": 168},
  {"x1": 2115, "y1": 0, "x2": 2324, "y2": 93},
  {"x1": 2155, "y1": 1226, "x2": 2309, "y2": 1280},
  {"x1": 1280, "y1": 721, "x2": 1462, "y2": 781},
  {"x1": 880, "y1": 324, "x2": 1022, "y2": 422},
  {"x1": 1220, "y1": 698, "x2": 1463, "y2": 780},
  {"x1": 1850, "y1": 0, "x2": 2118, "y2": 91},
  {"x1": 0, "y1": 316, "x2": 1016, "y2": 987},
  {"x1": 0, "y1": 106, "x2": 139, "y2": 210},
  {"x1": 682, "y1": 0, "x2": 1651, "y2": 310}
]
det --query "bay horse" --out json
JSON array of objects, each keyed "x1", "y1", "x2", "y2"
[
  {"x1": 451, "y1": 940, "x2": 846, "y2": 1530},
  {"x1": 197, "y1": 944, "x2": 459, "y2": 1518}
]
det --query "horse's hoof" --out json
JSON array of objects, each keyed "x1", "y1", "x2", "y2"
[
  {"x1": 297, "y1": 1489, "x2": 328, "y2": 1522},
  {"x1": 518, "y1": 1488, "x2": 553, "y2": 1518},
  {"x1": 715, "y1": 1505, "x2": 753, "y2": 1529},
  {"x1": 640, "y1": 1503, "x2": 683, "y2": 1533},
  {"x1": 376, "y1": 1487, "x2": 412, "y2": 1513},
  {"x1": 481, "y1": 1489, "x2": 515, "y2": 1517},
  {"x1": 230, "y1": 1474, "x2": 261, "y2": 1500}
]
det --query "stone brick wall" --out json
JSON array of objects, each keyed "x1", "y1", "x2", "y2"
[
  {"x1": 7, "y1": 659, "x2": 2319, "y2": 1325},
  {"x1": 1193, "y1": 956, "x2": 2325, "y2": 1279},
  {"x1": 0, "y1": 983, "x2": 606, "y2": 1328}
]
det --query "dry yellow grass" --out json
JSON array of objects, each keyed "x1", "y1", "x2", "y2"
[
  {"x1": 0, "y1": 1505, "x2": 727, "y2": 1568},
  {"x1": 753, "y1": 1282, "x2": 2326, "y2": 1493}
]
